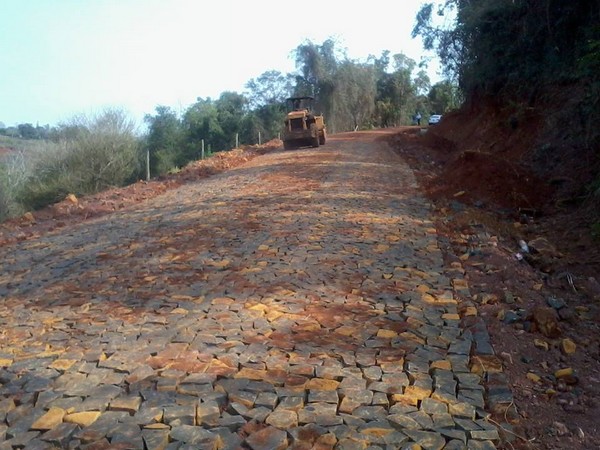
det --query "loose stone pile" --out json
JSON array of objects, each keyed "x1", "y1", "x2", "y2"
[{"x1": 0, "y1": 136, "x2": 505, "y2": 449}]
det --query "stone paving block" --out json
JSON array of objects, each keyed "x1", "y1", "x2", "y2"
[
  {"x1": 196, "y1": 400, "x2": 221, "y2": 426},
  {"x1": 246, "y1": 406, "x2": 272, "y2": 422},
  {"x1": 402, "y1": 429, "x2": 446, "y2": 450},
  {"x1": 109, "y1": 395, "x2": 142, "y2": 414},
  {"x1": 407, "y1": 410, "x2": 435, "y2": 429},
  {"x1": 142, "y1": 429, "x2": 170, "y2": 450},
  {"x1": 266, "y1": 408, "x2": 298, "y2": 429},
  {"x1": 352, "y1": 405, "x2": 387, "y2": 421},
  {"x1": 163, "y1": 404, "x2": 196, "y2": 426},
  {"x1": 245, "y1": 426, "x2": 288, "y2": 450},
  {"x1": 466, "y1": 440, "x2": 497, "y2": 450},
  {"x1": 170, "y1": 425, "x2": 216, "y2": 445},
  {"x1": 388, "y1": 414, "x2": 422, "y2": 430},
  {"x1": 132, "y1": 406, "x2": 164, "y2": 425},
  {"x1": 215, "y1": 413, "x2": 247, "y2": 432},
  {"x1": 38, "y1": 422, "x2": 80, "y2": 447},
  {"x1": 298, "y1": 403, "x2": 342, "y2": 426},
  {"x1": 421, "y1": 397, "x2": 448, "y2": 415},
  {"x1": 445, "y1": 439, "x2": 468, "y2": 450},
  {"x1": 308, "y1": 389, "x2": 339, "y2": 404},
  {"x1": 30, "y1": 407, "x2": 66, "y2": 431}
]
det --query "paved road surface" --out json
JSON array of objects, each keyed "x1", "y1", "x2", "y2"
[{"x1": 0, "y1": 131, "x2": 503, "y2": 449}]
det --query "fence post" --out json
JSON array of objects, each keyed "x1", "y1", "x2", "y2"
[
  {"x1": 258, "y1": 131, "x2": 261, "y2": 145},
  {"x1": 201, "y1": 139, "x2": 205, "y2": 160},
  {"x1": 236, "y1": 133, "x2": 239, "y2": 149},
  {"x1": 146, "y1": 150, "x2": 150, "y2": 181}
]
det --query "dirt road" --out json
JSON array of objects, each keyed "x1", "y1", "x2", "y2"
[{"x1": 0, "y1": 131, "x2": 505, "y2": 449}]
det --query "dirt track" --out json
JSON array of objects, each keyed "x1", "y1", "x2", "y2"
[{"x1": 0, "y1": 131, "x2": 508, "y2": 449}]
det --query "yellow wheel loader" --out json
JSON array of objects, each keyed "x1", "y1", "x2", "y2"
[{"x1": 282, "y1": 96, "x2": 326, "y2": 150}]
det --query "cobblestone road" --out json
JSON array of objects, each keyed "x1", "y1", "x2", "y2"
[{"x1": 0, "y1": 131, "x2": 504, "y2": 449}]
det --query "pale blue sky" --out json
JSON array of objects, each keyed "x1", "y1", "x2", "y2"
[{"x1": 0, "y1": 0, "x2": 443, "y2": 128}]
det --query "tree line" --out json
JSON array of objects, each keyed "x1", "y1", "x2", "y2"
[
  {"x1": 0, "y1": 38, "x2": 460, "y2": 220},
  {"x1": 144, "y1": 39, "x2": 460, "y2": 176}
]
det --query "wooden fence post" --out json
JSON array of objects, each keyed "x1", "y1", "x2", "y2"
[
  {"x1": 201, "y1": 139, "x2": 205, "y2": 160},
  {"x1": 146, "y1": 150, "x2": 150, "y2": 181}
]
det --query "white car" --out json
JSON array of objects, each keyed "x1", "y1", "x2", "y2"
[{"x1": 428, "y1": 114, "x2": 442, "y2": 125}]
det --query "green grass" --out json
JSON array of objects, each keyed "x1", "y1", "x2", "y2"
[{"x1": 0, "y1": 135, "x2": 50, "y2": 154}]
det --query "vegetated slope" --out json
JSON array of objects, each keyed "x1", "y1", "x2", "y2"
[{"x1": 415, "y1": 92, "x2": 600, "y2": 278}]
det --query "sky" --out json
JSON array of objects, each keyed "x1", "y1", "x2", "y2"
[{"x1": 0, "y1": 0, "x2": 444, "y2": 129}]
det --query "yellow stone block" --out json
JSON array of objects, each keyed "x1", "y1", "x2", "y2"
[
  {"x1": 31, "y1": 407, "x2": 65, "y2": 430},
  {"x1": 430, "y1": 360, "x2": 452, "y2": 371},
  {"x1": 0, "y1": 358, "x2": 13, "y2": 367},
  {"x1": 64, "y1": 411, "x2": 101, "y2": 427},
  {"x1": 376, "y1": 329, "x2": 398, "y2": 339},
  {"x1": 452, "y1": 279, "x2": 469, "y2": 289},
  {"x1": 464, "y1": 306, "x2": 478, "y2": 317},
  {"x1": 305, "y1": 378, "x2": 340, "y2": 391},
  {"x1": 247, "y1": 303, "x2": 268, "y2": 312},
  {"x1": 235, "y1": 368, "x2": 268, "y2": 380},
  {"x1": 49, "y1": 359, "x2": 77, "y2": 371},
  {"x1": 258, "y1": 245, "x2": 270, "y2": 251},
  {"x1": 441, "y1": 313, "x2": 460, "y2": 321},
  {"x1": 334, "y1": 326, "x2": 356, "y2": 337},
  {"x1": 144, "y1": 423, "x2": 170, "y2": 429}
]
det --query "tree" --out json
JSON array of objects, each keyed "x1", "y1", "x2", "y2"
[
  {"x1": 245, "y1": 70, "x2": 293, "y2": 109},
  {"x1": 428, "y1": 80, "x2": 462, "y2": 114},
  {"x1": 215, "y1": 91, "x2": 248, "y2": 148},
  {"x1": 18, "y1": 123, "x2": 37, "y2": 139},
  {"x1": 374, "y1": 53, "x2": 419, "y2": 126},
  {"x1": 334, "y1": 61, "x2": 376, "y2": 131},
  {"x1": 144, "y1": 106, "x2": 183, "y2": 175},
  {"x1": 293, "y1": 39, "x2": 340, "y2": 129}
]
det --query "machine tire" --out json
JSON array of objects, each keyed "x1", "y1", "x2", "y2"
[
  {"x1": 319, "y1": 129, "x2": 326, "y2": 145},
  {"x1": 310, "y1": 124, "x2": 320, "y2": 148}
]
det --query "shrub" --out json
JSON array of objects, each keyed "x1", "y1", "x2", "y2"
[{"x1": 17, "y1": 108, "x2": 142, "y2": 211}]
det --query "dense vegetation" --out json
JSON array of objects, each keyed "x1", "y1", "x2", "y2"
[
  {"x1": 0, "y1": 39, "x2": 460, "y2": 220},
  {"x1": 413, "y1": 0, "x2": 600, "y2": 226}
]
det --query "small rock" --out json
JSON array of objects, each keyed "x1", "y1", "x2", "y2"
[
  {"x1": 503, "y1": 311, "x2": 520, "y2": 324},
  {"x1": 553, "y1": 421, "x2": 570, "y2": 436},
  {"x1": 532, "y1": 307, "x2": 561, "y2": 338},
  {"x1": 66, "y1": 193, "x2": 78, "y2": 204},
  {"x1": 528, "y1": 237, "x2": 561, "y2": 257},
  {"x1": 534, "y1": 339, "x2": 549, "y2": 351},
  {"x1": 554, "y1": 368, "x2": 574, "y2": 378},
  {"x1": 546, "y1": 297, "x2": 566, "y2": 310},
  {"x1": 21, "y1": 212, "x2": 35, "y2": 223},
  {"x1": 554, "y1": 368, "x2": 579, "y2": 385},
  {"x1": 504, "y1": 291, "x2": 516, "y2": 304},
  {"x1": 526, "y1": 373, "x2": 541, "y2": 383},
  {"x1": 560, "y1": 338, "x2": 576, "y2": 355}
]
